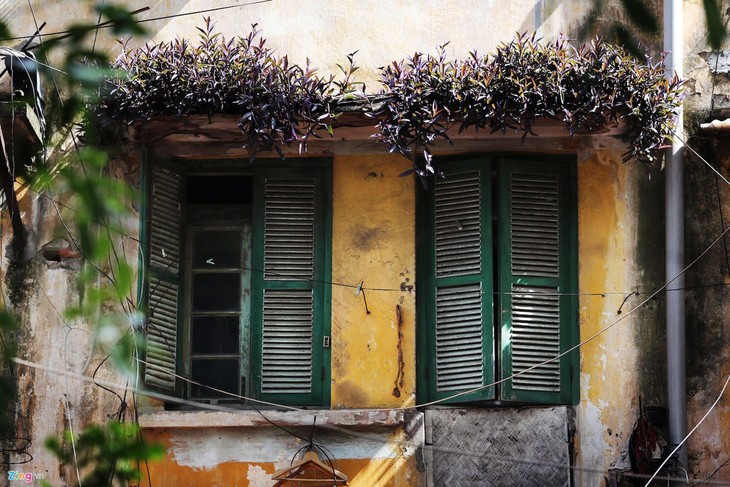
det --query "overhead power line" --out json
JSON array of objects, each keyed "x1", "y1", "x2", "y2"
[
  {"x1": 0, "y1": 1, "x2": 274, "y2": 43},
  {"x1": 8, "y1": 355, "x2": 730, "y2": 486}
]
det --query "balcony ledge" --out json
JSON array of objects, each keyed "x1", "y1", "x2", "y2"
[{"x1": 138, "y1": 408, "x2": 404, "y2": 429}]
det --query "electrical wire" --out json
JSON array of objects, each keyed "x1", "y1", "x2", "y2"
[
  {"x1": 46, "y1": 190, "x2": 124, "y2": 301},
  {"x1": 37, "y1": 253, "x2": 134, "y2": 413},
  {"x1": 26, "y1": 0, "x2": 128, "y2": 318},
  {"x1": 20, "y1": 173, "x2": 730, "y2": 298},
  {"x1": 3, "y1": 136, "x2": 728, "y2": 303},
  {"x1": 408, "y1": 222, "x2": 730, "y2": 409},
  {"x1": 644, "y1": 371, "x2": 730, "y2": 486},
  {"x1": 63, "y1": 328, "x2": 83, "y2": 487},
  {"x1": 1, "y1": 12, "x2": 726, "y2": 487},
  {"x1": 9, "y1": 354, "x2": 326, "y2": 460},
  {"x1": 8, "y1": 354, "x2": 730, "y2": 486},
  {"x1": 21, "y1": 12, "x2": 144, "y2": 454},
  {"x1": 40, "y1": 182, "x2": 137, "y2": 317},
  {"x1": 681, "y1": 135, "x2": 730, "y2": 187},
  {"x1": 26, "y1": 184, "x2": 141, "y2": 243},
  {"x1": 699, "y1": 457, "x2": 730, "y2": 486},
  {"x1": 1, "y1": 0, "x2": 275, "y2": 43},
  {"x1": 137, "y1": 194, "x2": 721, "y2": 413},
  {"x1": 135, "y1": 358, "x2": 303, "y2": 411},
  {"x1": 90, "y1": 333, "x2": 129, "y2": 409},
  {"x1": 129, "y1": 134, "x2": 730, "y2": 412},
  {"x1": 15, "y1": 151, "x2": 730, "y2": 479},
  {"x1": 90, "y1": 0, "x2": 105, "y2": 57}
]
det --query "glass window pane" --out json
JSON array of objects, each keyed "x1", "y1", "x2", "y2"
[
  {"x1": 190, "y1": 359, "x2": 239, "y2": 398},
  {"x1": 193, "y1": 230, "x2": 242, "y2": 268},
  {"x1": 192, "y1": 273, "x2": 241, "y2": 311},
  {"x1": 191, "y1": 316, "x2": 240, "y2": 355}
]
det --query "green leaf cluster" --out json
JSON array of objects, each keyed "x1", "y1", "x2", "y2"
[
  {"x1": 1, "y1": 4, "x2": 154, "y2": 474},
  {"x1": 44, "y1": 422, "x2": 164, "y2": 487}
]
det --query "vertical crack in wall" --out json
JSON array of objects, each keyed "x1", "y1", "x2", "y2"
[{"x1": 392, "y1": 304, "x2": 405, "y2": 398}]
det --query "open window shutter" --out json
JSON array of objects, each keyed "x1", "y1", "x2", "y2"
[
  {"x1": 143, "y1": 164, "x2": 183, "y2": 393},
  {"x1": 424, "y1": 160, "x2": 495, "y2": 402},
  {"x1": 251, "y1": 169, "x2": 325, "y2": 406},
  {"x1": 498, "y1": 160, "x2": 576, "y2": 404}
]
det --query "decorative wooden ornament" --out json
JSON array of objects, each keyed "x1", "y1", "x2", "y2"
[{"x1": 271, "y1": 450, "x2": 349, "y2": 486}]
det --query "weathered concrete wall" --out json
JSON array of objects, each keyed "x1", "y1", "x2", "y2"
[
  {"x1": 0, "y1": 155, "x2": 142, "y2": 484},
  {"x1": 679, "y1": 2, "x2": 730, "y2": 483},
  {"x1": 684, "y1": 141, "x2": 730, "y2": 482},
  {"x1": 5, "y1": 0, "x2": 729, "y2": 486},
  {"x1": 9, "y1": 0, "x2": 599, "y2": 88},
  {"x1": 573, "y1": 137, "x2": 665, "y2": 486}
]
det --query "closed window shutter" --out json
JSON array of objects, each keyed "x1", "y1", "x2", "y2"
[
  {"x1": 423, "y1": 161, "x2": 495, "y2": 402},
  {"x1": 144, "y1": 164, "x2": 183, "y2": 393},
  {"x1": 251, "y1": 170, "x2": 326, "y2": 405},
  {"x1": 499, "y1": 161, "x2": 576, "y2": 404}
]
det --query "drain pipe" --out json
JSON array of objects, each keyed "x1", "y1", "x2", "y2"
[{"x1": 664, "y1": 0, "x2": 688, "y2": 471}]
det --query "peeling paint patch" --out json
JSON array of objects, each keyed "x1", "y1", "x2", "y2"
[
  {"x1": 577, "y1": 379, "x2": 611, "y2": 486},
  {"x1": 699, "y1": 51, "x2": 730, "y2": 75},
  {"x1": 246, "y1": 464, "x2": 273, "y2": 487},
  {"x1": 168, "y1": 429, "x2": 297, "y2": 469},
  {"x1": 167, "y1": 427, "x2": 404, "y2": 469}
]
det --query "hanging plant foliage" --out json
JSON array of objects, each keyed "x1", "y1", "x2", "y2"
[
  {"x1": 374, "y1": 34, "x2": 683, "y2": 175},
  {"x1": 98, "y1": 24, "x2": 683, "y2": 168},
  {"x1": 99, "y1": 18, "x2": 360, "y2": 155}
]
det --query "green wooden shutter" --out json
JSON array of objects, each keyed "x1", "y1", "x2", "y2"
[
  {"x1": 420, "y1": 159, "x2": 495, "y2": 402},
  {"x1": 498, "y1": 160, "x2": 577, "y2": 404},
  {"x1": 143, "y1": 164, "x2": 183, "y2": 393},
  {"x1": 251, "y1": 168, "x2": 326, "y2": 406}
]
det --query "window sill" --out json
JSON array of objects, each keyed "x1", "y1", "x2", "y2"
[{"x1": 138, "y1": 408, "x2": 404, "y2": 429}]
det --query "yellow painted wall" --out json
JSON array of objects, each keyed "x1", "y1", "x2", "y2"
[
  {"x1": 572, "y1": 139, "x2": 667, "y2": 486},
  {"x1": 143, "y1": 428, "x2": 421, "y2": 487},
  {"x1": 575, "y1": 145, "x2": 635, "y2": 485},
  {"x1": 330, "y1": 155, "x2": 416, "y2": 409}
]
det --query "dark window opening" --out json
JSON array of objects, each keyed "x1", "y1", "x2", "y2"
[{"x1": 186, "y1": 175, "x2": 253, "y2": 205}]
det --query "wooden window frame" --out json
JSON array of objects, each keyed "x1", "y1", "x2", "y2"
[
  {"x1": 416, "y1": 155, "x2": 579, "y2": 405},
  {"x1": 139, "y1": 158, "x2": 333, "y2": 408}
]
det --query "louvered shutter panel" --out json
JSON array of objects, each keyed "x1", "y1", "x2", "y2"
[
  {"x1": 499, "y1": 161, "x2": 576, "y2": 404},
  {"x1": 144, "y1": 165, "x2": 183, "y2": 393},
  {"x1": 251, "y1": 170, "x2": 326, "y2": 406},
  {"x1": 424, "y1": 162, "x2": 495, "y2": 402}
]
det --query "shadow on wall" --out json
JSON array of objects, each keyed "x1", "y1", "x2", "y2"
[{"x1": 518, "y1": 0, "x2": 558, "y2": 34}]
